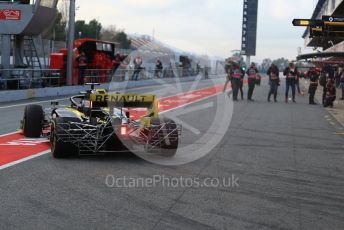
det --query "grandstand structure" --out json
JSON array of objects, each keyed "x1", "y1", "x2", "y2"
[
  {"x1": 128, "y1": 34, "x2": 179, "y2": 72},
  {"x1": 129, "y1": 34, "x2": 174, "y2": 55},
  {"x1": 128, "y1": 34, "x2": 212, "y2": 76}
]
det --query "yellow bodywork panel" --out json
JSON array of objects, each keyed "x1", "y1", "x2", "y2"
[
  {"x1": 90, "y1": 93, "x2": 155, "y2": 104},
  {"x1": 68, "y1": 107, "x2": 85, "y2": 117},
  {"x1": 89, "y1": 93, "x2": 159, "y2": 119}
]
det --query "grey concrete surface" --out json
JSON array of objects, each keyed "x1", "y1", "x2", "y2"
[{"x1": 0, "y1": 77, "x2": 343, "y2": 230}]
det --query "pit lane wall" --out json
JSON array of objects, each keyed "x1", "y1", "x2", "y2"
[{"x1": 0, "y1": 75, "x2": 218, "y2": 103}]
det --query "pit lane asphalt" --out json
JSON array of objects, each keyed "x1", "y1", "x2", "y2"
[{"x1": 0, "y1": 77, "x2": 344, "y2": 230}]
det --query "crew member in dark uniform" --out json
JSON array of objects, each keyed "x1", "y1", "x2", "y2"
[
  {"x1": 223, "y1": 60, "x2": 234, "y2": 93},
  {"x1": 320, "y1": 65, "x2": 334, "y2": 104},
  {"x1": 246, "y1": 62, "x2": 259, "y2": 101},
  {"x1": 231, "y1": 63, "x2": 243, "y2": 101},
  {"x1": 112, "y1": 53, "x2": 121, "y2": 74},
  {"x1": 322, "y1": 64, "x2": 335, "y2": 79},
  {"x1": 239, "y1": 66, "x2": 245, "y2": 100},
  {"x1": 308, "y1": 67, "x2": 319, "y2": 105},
  {"x1": 340, "y1": 69, "x2": 344, "y2": 100},
  {"x1": 267, "y1": 64, "x2": 279, "y2": 102},
  {"x1": 296, "y1": 71, "x2": 302, "y2": 95},
  {"x1": 283, "y1": 62, "x2": 298, "y2": 103},
  {"x1": 154, "y1": 59, "x2": 163, "y2": 78},
  {"x1": 76, "y1": 52, "x2": 88, "y2": 85},
  {"x1": 319, "y1": 72, "x2": 327, "y2": 104},
  {"x1": 324, "y1": 79, "x2": 336, "y2": 108},
  {"x1": 204, "y1": 65, "x2": 210, "y2": 79}
]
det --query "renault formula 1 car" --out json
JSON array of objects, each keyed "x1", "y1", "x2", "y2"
[{"x1": 20, "y1": 83, "x2": 180, "y2": 158}]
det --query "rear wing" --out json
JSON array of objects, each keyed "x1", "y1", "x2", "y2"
[
  {"x1": 89, "y1": 93, "x2": 159, "y2": 117},
  {"x1": 89, "y1": 93, "x2": 155, "y2": 107}
]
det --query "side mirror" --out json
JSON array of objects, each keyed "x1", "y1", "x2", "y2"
[{"x1": 125, "y1": 111, "x2": 130, "y2": 119}]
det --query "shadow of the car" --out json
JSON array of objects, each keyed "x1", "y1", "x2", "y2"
[{"x1": 72, "y1": 151, "x2": 145, "y2": 163}]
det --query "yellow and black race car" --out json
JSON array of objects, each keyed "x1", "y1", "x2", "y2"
[{"x1": 20, "y1": 83, "x2": 180, "y2": 158}]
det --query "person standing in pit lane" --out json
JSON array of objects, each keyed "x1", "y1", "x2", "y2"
[
  {"x1": 246, "y1": 62, "x2": 259, "y2": 101},
  {"x1": 324, "y1": 79, "x2": 336, "y2": 108},
  {"x1": 283, "y1": 62, "x2": 298, "y2": 103},
  {"x1": 119, "y1": 55, "x2": 130, "y2": 81},
  {"x1": 131, "y1": 56, "x2": 143, "y2": 81},
  {"x1": 322, "y1": 64, "x2": 335, "y2": 79},
  {"x1": 154, "y1": 58, "x2": 163, "y2": 78},
  {"x1": 231, "y1": 62, "x2": 243, "y2": 101},
  {"x1": 223, "y1": 60, "x2": 233, "y2": 93},
  {"x1": 204, "y1": 65, "x2": 210, "y2": 79},
  {"x1": 76, "y1": 52, "x2": 88, "y2": 85},
  {"x1": 320, "y1": 65, "x2": 334, "y2": 105},
  {"x1": 256, "y1": 73, "x2": 262, "y2": 86},
  {"x1": 239, "y1": 66, "x2": 245, "y2": 100},
  {"x1": 319, "y1": 71, "x2": 327, "y2": 104},
  {"x1": 340, "y1": 69, "x2": 344, "y2": 100},
  {"x1": 267, "y1": 64, "x2": 280, "y2": 102},
  {"x1": 295, "y1": 70, "x2": 302, "y2": 95},
  {"x1": 112, "y1": 53, "x2": 122, "y2": 75},
  {"x1": 335, "y1": 69, "x2": 341, "y2": 88},
  {"x1": 308, "y1": 67, "x2": 319, "y2": 105}
]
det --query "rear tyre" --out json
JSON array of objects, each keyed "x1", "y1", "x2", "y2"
[
  {"x1": 150, "y1": 118, "x2": 179, "y2": 157},
  {"x1": 51, "y1": 117, "x2": 79, "y2": 159},
  {"x1": 23, "y1": 105, "x2": 44, "y2": 138}
]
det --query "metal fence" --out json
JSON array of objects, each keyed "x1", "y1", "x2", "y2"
[
  {"x1": 0, "y1": 69, "x2": 61, "y2": 90},
  {"x1": 82, "y1": 67, "x2": 194, "y2": 83},
  {"x1": 0, "y1": 67, "x2": 215, "y2": 90},
  {"x1": 83, "y1": 67, "x2": 212, "y2": 83}
]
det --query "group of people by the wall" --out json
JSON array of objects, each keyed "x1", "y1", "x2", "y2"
[
  {"x1": 223, "y1": 59, "x2": 344, "y2": 108},
  {"x1": 114, "y1": 55, "x2": 160, "y2": 81},
  {"x1": 76, "y1": 52, "x2": 152, "y2": 83},
  {"x1": 75, "y1": 50, "x2": 215, "y2": 84}
]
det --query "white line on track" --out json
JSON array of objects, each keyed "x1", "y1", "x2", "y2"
[
  {"x1": 0, "y1": 131, "x2": 20, "y2": 137},
  {"x1": 0, "y1": 98, "x2": 69, "y2": 109},
  {"x1": 0, "y1": 150, "x2": 50, "y2": 171}
]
